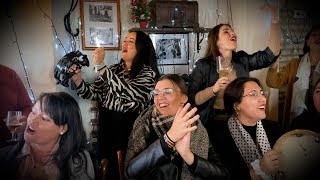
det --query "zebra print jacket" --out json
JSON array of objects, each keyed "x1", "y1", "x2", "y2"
[{"x1": 76, "y1": 62, "x2": 156, "y2": 113}]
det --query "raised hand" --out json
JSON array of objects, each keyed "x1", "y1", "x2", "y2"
[
  {"x1": 175, "y1": 131, "x2": 195, "y2": 165},
  {"x1": 92, "y1": 47, "x2": 105, "y2": 65},
  {"x1": 69, "y1": 64, "x2": 83, "y2": 87},
  {"x1": 260, "y1": 1, "x2": 279, "y2": 23},
  {"x1": 166, "y1": 103, "x2": 199, "y2": 143}
]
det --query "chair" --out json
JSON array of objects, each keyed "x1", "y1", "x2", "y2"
[
  {"x1": 99, "y1": 149, "x2": 126, "y2": 180},
  {"x1": 100, "y1": 158, "x2": 109, "y2": 180},
  {"x1": 117, "y1": 150, "x2": 126, "y2": 180}
]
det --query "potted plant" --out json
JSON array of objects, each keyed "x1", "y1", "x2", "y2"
[{"x1": 130, "y1": 0, "x2": 151, "y2": 28}]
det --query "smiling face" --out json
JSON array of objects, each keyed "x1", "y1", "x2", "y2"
[
  {"x1": 24, "y1": 100, "x2": 67, "y2": 146},
  {"x1": 121, "y1": 32, "x2": 137, "y2": 64},
  {"x1": 153, "y1": 79, "x2": 188, "y2": 116},
  {"x1": 217, "y1": 25, "x2": 237, "y2": 52},
  {"x1": 236, "y1": 81, "x2": 267, "y2": 125}
]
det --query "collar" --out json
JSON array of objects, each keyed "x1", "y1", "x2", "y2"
[{"x1": 18, "y1": 139, "x2": 60, "y2": 165}]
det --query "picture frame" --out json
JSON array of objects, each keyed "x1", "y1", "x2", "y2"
[
  {"x1": 80, "y1": 0, "x2": 121, "y2": 50},
  {"x1": 150, "y1": 34, "x2": 189, "y2": 65}
]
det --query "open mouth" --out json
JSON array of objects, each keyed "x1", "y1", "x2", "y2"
[
  {"x1": 26, "y1": 126, "x2": 36, "y2": 134},
  {"x1": 159, "y1": 103, "x2": 169, "y2": 108},
  {"x1": 258, "y1": 104, "x2": 266, "y2": 110},
  {"x1": 230, "y1": 36, "x2": 237, "y2": 42}
]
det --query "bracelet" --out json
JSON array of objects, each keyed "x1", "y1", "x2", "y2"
[
  {"x1": 93, "y1": 62, "x2": 105, "y2": 73},
  {"x1": 166, "y1": 133, "x2": 175, "y2": 143},
  {"x1": 98, "y1": 65, "x2": 107, "y2": 72},
  {"x1": 212, "y1": 88, "x2": 217, "y2": 96},
  {"x1": 164, "y1": 133, "x2": 175, "y2": 148}
]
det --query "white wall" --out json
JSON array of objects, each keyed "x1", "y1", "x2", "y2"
[
  {"x1": 1, "y1": 0, "x2": 56, "y2": 99},
  {"x1": 0, "y1": 0, "x2": 280, "y2": 140}
]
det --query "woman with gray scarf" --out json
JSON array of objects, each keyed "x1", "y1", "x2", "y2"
[{"x1": 125, "y1": 74, "x2": 229, "y2": 180}]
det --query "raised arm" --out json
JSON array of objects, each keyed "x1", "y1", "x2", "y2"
[{"x1": 263, "y1": 2, "x2": 281, "y2": 55}]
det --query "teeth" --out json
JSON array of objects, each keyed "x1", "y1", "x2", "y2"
[{"x1": 159, "y1": 103, "x2": 168, "y2": 107}]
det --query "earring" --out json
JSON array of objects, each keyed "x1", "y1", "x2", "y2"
[{"x1": 60, "y1": 132, "x2": 64, "y2": 135}]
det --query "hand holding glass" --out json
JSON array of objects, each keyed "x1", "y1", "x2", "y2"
[
  {"x1": 216, "y1": 56, "x2": 233, "y2": 77},
  {"x1": 6, "y1": 111, "x2": 22, "y2": 141}
]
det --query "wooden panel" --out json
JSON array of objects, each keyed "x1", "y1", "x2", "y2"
[{"x1": 149, "y1": 1, "x2": 198, "y2": 28}]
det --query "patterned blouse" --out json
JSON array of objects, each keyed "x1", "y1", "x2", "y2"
[{"x1": 76, "y1": 62, "x2": 156, "y2": 113}]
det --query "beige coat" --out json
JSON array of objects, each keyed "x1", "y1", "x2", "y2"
[{"x1": 266, "y1": 58, "x2": 300, "y2": 127}]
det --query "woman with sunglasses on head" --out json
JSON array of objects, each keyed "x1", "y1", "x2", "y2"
[
  {"x1": 125, "y1": 74, "x2": 229, "y2": 180},
  {"x1": 208, "y1": 77, "x2": 284, "y2": 180}
]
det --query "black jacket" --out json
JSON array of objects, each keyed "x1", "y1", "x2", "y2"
[
  {"x1": 125, "y1": 139, "x2": 229, "y2": 180},
  {"x1": 207, "y1": 119, "x2": 283, "y2": 180},
  {"x1": 188, "y1": 47, "x2": 278, "y2": 124}
]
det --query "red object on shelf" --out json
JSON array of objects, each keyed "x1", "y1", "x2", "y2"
[{"x1": 139, "y1": 21, "x2": 148, "y2": 28}]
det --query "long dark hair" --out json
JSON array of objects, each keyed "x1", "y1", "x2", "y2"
[
  {"x1": 224, "y1": 77, "x2": 262, "y2": 116},
  {"x1": 37, "y1": 92, "x2": 88, "y2": 178},
  {"x1": 125, "y1": 30, "x2": 160, "y2": 79}
]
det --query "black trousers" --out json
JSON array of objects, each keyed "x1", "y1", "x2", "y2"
[{"x1": 97, "y1": 104, "x2": 139, "y2": 180}]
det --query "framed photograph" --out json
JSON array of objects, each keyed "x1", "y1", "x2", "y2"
[
  {"x1": 80, "y1": 0, "x2": 121, "y2": 50},
  {"x1": 150, "y1": 34, "x2": 189, "y2": 65}
]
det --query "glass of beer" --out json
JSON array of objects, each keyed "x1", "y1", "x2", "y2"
[{"x1": 216, "y1": 56, "x2": 233, "y2": 77}]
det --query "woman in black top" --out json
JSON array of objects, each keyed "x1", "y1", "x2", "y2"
[
  {"x1": 188, "y1": 7, "x2": 280, "y2": 125},
  {"x1": 208, "y1": 77, "x2": 283, "y2": 180}
]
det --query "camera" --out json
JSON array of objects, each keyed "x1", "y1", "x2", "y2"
[{"x1": 54, "y1": 51, "x2": 89, "y2": 87}]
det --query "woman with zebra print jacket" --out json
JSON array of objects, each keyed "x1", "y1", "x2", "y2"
[{"x1": 70, "y1": 31, "x2": 160, "y2": 179}]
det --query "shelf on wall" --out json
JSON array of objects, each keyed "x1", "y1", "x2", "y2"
[
  {"x1": 129, "y1": 27, "x2": 211, "y2": 52},
  {"x1": 129, "y1": 27, "x2": 211, "y2": 34}
]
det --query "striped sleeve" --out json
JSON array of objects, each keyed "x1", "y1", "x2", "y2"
[{"x1": 76, "y1": 64, "x2": 156, "y2": 113}]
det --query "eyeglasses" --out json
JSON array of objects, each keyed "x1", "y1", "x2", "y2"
[
  {"x1": 242, "y1": 90, "x2": 268, "y2": 98},
  {"x1": 150, "y1": 88, "x2": 174, "y2": 98}
]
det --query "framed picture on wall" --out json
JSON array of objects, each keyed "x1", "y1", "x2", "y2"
[
  {"x1": 80, "y1": 0, "x2": 121, "y2": 50},
  {"x1": 150, "y1": 34, "x2": 189, "y2": 65}
]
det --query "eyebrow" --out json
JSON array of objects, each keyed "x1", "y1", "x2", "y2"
[
  {"x1": 155, "y1": 87, "x2": 173, "y2": 90},
  {"x1": 222, "y1": 27, "x2": 231, "y2": 31},
  {"x1": 127, "y1": 37, "x2": 136, "y2": 41},
  {"x1": 248, "y1": 89, "x2": 262, "y2": 93}
]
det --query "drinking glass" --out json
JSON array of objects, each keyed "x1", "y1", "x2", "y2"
[
  {"x1": 216, "y1": 56, "x2": 233, "y2": 77},
  {"x1": 6, "y1": 111, "x2": 22, "y2": 142}
]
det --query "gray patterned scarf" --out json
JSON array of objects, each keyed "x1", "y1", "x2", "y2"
[{"x1": 126, "y1": 105, "x2": 209, "y2": 180}]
